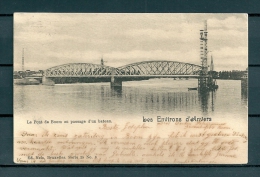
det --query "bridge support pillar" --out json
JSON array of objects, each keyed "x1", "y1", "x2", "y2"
[
  {"x1": 42, "y1": 76, "x2": 55, "y2": 86},
  {"x1": 110, "y1": 76, "x2": 122, "y2": 88},
  {"x1": 198, "y1": 77, "x2": 218, "y2": 91},
  {"x1": 198, "y1": 77, "x2": 208, "y2": 91}
]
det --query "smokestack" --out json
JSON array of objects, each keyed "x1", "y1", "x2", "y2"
[
  {"x1": 210, "y1": 55, "x2": 214, "y2": 71},
  {"x1": 22, "y1": 48, "x2": 24, "y2": 71}
]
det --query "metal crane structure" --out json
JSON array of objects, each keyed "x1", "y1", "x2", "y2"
[{"x1": 198, "y1": 20, "x2": 217, "y2": 91}]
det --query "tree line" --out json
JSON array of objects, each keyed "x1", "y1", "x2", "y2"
[{"x1": 209, "y1": 70, "x2": 247, "y2": 80}]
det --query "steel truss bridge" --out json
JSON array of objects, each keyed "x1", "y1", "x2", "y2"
[{"x1": 43, "y1": 61, "x2": 202, "y2": 86}]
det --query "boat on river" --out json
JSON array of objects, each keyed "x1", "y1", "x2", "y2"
[{"x1": 188, "y1": 87, "x2": 198, "y2": 91}]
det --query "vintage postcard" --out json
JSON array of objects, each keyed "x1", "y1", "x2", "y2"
[{"x1": 14, "y1": 13, "x2": 248, "y2": 164}]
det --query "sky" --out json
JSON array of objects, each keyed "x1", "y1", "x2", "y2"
[{"x1": 14, "y1": 13, "x2": 248, "y2": 71}]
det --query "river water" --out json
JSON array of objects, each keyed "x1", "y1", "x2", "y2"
[{"x1": 14, "y1": 79, "x2": 247, "y2": 121}]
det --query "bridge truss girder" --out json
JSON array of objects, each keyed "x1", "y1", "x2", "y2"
[
  {"x1": 44, "y1": 61, "x2": 201, "y2": 77},
  {"x1": 115, "y1": 61, "x2": 201, "y2": 76},
  {"x1": 45, "y1": 63, "x2": 115, "y2": 77}
]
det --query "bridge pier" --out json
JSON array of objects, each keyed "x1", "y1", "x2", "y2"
[
  {"x1": 42, "y1": 76, "x2": 55, "y2": 86},
  {"x1": 198, "y1": 77, "x2": 218, "y2": 91},
  {"x1": 110, "y1": 76, "x2": 122, "y2": 88},
  {"x1": 198, "y1": 77, "x2": 208, "y2": 91}
]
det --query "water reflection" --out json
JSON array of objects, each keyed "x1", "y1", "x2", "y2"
[
  {"x1": 98, "y1": 85, "x2": 210, "y2": 115},
  {"x1": 197, "y1": 90, "x2": 216, "y2": 113},
  {"x1": 198, "y1": 91, "x2": 209, "y2": 113},
  {"x1": 109, "y1": 85, "x2": 219, "y2": 115},
  {"x1": 211, "y1": 91, "x2": 216, "y2": 112},
  {"x1": 111, "y1": 87, "x2": 122, "y2": 97},
  {"x1": 14, "y1": 80, "x2": 246, "y2": 118}
]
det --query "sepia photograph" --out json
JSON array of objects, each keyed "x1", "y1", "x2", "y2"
[{"x1": 14, "y1": 13, "x2": 248, "y2": 164}]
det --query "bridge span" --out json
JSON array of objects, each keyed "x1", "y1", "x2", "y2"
[{"x1": 42, "y1": 60, "x2": 202, "y2": 86}]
